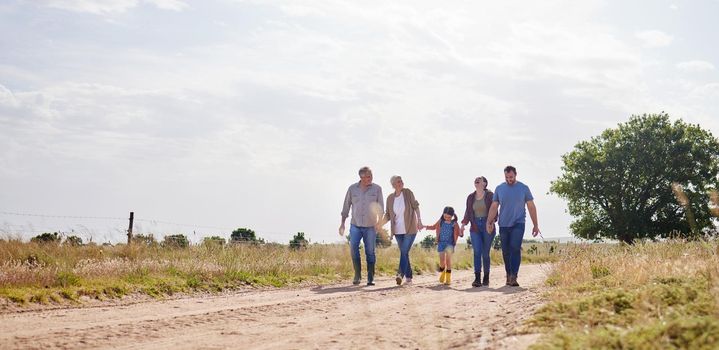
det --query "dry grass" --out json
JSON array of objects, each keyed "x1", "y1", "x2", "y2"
[
  {"x1": 0, "y1": 238, "x2": 560, "y2": 305},
  {"x1": 526, "y1": 240, "x2": 719, "y2": 349}
]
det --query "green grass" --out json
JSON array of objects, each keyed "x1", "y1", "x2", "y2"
[
  {"x1": 0, "y1": 239, "x2": 560, "y2": 306},
  {"x1": 525, "y1": 240, "x2": 719, "y2": 350}
]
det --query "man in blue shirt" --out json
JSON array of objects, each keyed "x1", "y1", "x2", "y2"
[{"x1": 486, "y1": 165, "x2": 540, "y2": 287}]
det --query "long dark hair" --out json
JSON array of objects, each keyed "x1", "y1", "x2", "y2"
[{"x1": 439, "y1": 206, "x2": 458, "y2": 223}]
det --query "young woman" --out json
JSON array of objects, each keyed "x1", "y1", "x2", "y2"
[{"x1": 461, "y1": 176, "x2": 496, "y2": 287}]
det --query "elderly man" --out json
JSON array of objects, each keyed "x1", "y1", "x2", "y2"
[
  {"x1": 340, "y1": 166, "x2": 384, "y2": 286},
  {"x1": 486, "y1": 165, "x2": 540, "y2": 287}
]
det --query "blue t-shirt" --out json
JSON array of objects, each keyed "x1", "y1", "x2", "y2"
[{"x1": 493, "y1": 181, "x2": 534, "y2": 227}]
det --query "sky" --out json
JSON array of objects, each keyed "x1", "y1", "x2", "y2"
[{"x1": 1, "y1": 0, "x2": 718, "y2": 244}]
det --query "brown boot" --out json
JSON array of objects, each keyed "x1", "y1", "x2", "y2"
[
  {"x1": 505, "y1": 275, "x2": 511, "y2": 286},
  {"x1": 509, "y1": 275, "x2": 520, "y2": 287}
]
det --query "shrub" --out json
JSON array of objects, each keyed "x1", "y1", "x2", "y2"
[
  {"x1": 65, "y1": 235, "x2": 83, "y2": 246},
  {"x1": 231, "y1": 228, "x2": 264, "y2": 244},
  {"x1": 132, "y1": 234, "x2": 157, "y2": 246},
  {"x1": 289, "y1": 232, "x2": 309, "y2": 249},
  {"x1": 202, "y1": 236, "x2": 226, "y2": 247},
  {"x1": 162, "y1": 234, "x2": 189, "y2": 248},
  {"x1": 31, "y1": 232, "x2": 61, "y2": 244},
  {"x1": 420, "y1": 235, "x2": 436, "y2": 250}
]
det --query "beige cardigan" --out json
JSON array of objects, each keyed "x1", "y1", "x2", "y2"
[{"x1": 383, "y1": 188, "x2": 420, "y2": 235}]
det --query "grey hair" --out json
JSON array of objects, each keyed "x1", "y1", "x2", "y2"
[
  {"x1": 390, "y1": 175, "x2": 402, "y2": 185},
  {"x1": 358, "y1": 166, "x2": 372, "y2": 176}
]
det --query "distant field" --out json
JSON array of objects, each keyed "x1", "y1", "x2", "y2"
[
  {"x1": 0, "y1": 239, "x2": 560, "y2": 306},
  {"x1": 525, "y1": 240, "x2": 719, "y2": 349}
]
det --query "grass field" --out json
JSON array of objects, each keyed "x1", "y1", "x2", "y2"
[
  {"x1": 525, "y1": 240, "x2": 719, "y2": 349},
  {"x1": 0, "y1": 238, "x2": 560, "y2": 305}
]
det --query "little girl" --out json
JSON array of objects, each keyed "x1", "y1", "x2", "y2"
[{"x1": 424, "y1": 206, "x2": 462, "y2": 285}]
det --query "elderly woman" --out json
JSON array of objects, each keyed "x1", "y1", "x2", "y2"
[
  {"x1": 382, "y1": 175, "x2": 423, "y2": 285},
  {"x1": 460, "y1": 176, "x2": 496, "y2": 287}
]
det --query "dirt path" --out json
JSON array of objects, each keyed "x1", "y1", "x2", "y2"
[{"x1": 0, "y1": 264, "x2": 550, "y2": 349}]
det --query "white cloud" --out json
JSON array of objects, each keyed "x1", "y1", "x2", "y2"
[
  {"x1": 35, "y1": 0, "x2": 188, "y2": 14},
  {"x1": 635, "y1": 30, "x2": 674, "y2": 48},
  {"x1": 676, "y1": 60, "x2": 716, "y2": 72}
]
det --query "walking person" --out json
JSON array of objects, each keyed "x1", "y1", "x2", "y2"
[
  {"x1": 486, "y1": 166, "x2": 540, "y2": 287},
  {"x1": 340, "y1": 166, "x2": 384, "y2": 286},
  {"x1": 424, "y1": 207, "x2": 461, "y2": 285},
  {"x1": 460, "y1": 176, "x2": 496, "y2": 287},
  {"x1": 382, "y1": 175, "x2": 423, "y2": 285}
]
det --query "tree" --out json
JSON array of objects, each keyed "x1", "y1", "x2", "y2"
[
  {"x1": 420, "y1": 235, "x2": 437, "y2": 250},
  {"x1": 550, "y1": 113, "x2": 719, "y2": 244},
  {"x1": 31, "y1": 232, "x2": 61, "y2": 244},
  {"x1": 289, "y1": 232, "x2": 309, "y2": 249},
  {"x1": 162, "y1": 234, "x2": 189, "y2": 248},
  {"x1": 231, "y1": 228, "x2": 264, "y2": 244}
]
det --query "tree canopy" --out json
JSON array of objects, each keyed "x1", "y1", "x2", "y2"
[{"x1": 550, "y1": 113, "x2": 719, "y2": 244}]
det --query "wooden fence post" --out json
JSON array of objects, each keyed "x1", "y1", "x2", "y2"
[{"x1": 127, "y1": 212, "x2": 134, "y2": 245}]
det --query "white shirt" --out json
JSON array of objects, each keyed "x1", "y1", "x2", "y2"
[{"x1": 393, "y1": 192, "x2": 407, "y2": 235}]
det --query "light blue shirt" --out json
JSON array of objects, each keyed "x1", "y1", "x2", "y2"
[{"x1": 493, "y1": 181, "x2": 533, "y2": 227}]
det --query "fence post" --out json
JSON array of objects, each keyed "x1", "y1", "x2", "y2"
[{"x1": 127, "y1": 212, "x2": 134, "y2": 245}]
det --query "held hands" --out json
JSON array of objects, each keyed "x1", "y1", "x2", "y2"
[{"x1": 486, "y1": 222, "x2": 495, "y2": 234}]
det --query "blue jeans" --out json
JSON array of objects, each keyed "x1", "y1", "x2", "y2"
[
  {"x1": 499, "y1": 223, "x2": 525, "y2": 277},
  {"x1": 349, "y1": 225, "x2": 377, "y2": 264},
  {"x1": 394, "y1": 234, "x2": 417, "y2": 278},
  {"x1": 471, "y1": 217, "x2": 496, "y2": 275}
]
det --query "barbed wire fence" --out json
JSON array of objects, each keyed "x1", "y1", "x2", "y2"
[{"x1": 0, "y1": 210, "x2": 291, "y2": 244}]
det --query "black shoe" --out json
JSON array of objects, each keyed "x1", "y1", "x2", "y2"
[
  {"x1": 352, "y1": 259, "x2": 361, "y2": 285},
  {"x1": 472, "y1": 273, "x2": 482, "y2": 287},
  {"x1": 482, "y1": 274, "x2": 490, "y2": 286},
  {"x1": 367, "y1": 263, "x2": 375, "y2": 286}
]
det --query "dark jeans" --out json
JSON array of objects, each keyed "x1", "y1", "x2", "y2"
[
  {"x1": 471, "y1": 217, "x2": 496, "y2": 275},
  {"x1": 499, "y1": 223, "x2": 525, "y2": 277},
  {"x1": 349, "y1": 225, "x2": 377, "y2": 264},
  {"x1": 394, "y1": 234, "x2": 417, "y2": 278}
]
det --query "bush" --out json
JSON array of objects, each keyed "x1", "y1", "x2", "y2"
[
  {"x1": 231, "y1": 228, "x2": 264, "y2": 244},
  {"x1": 202, "y1": 236, "x2": 226, "y2": 247},
  {"x1": 31, "y1": 232, "x2": 61, "y2": 244},
  {"x1": 162, "y1": 234, "x2": 189, "y2": 248},
  {"x1": 65, "y1": 235, "x2": 83, "y2": 246},
  {"x1": 132, "y1": 234, "x2": 157, "y2": 247},
  {"x1": 289, "y1": 232, "x2": 309, "y2": 249},
  {"x1": 420, "y1": 235, "x2": 436, "y2": 250}
]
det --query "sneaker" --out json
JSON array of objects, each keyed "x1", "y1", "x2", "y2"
[
  {"x1": 396, "y1": 275, "x2": 402, "y2": 286},
  {"x1": 405, "y1": 278, "x2": 413, "y2": 285},
  {"x1": 367, "y1": 281, "x2": 375, "y2": 286}
]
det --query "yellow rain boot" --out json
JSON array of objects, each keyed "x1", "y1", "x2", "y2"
[
  {"x1": 439, "y1": 268, "x2": 446, "y2": 284},
  {"x1": 444, "y1": 270, "x2": 452, "y2": 285}
]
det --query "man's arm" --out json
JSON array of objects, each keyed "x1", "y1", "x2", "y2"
[
  {"x1": 339, "y1": 188, "x2": 352, "y2": 235},
  {"x1": 527, "y1": 200, "x2": 540, "y2": 237},
  {"x1": 486, "y1": 201, "x2": 499, "y2": 233}
]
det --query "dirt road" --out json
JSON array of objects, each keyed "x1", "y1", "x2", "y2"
[{"x1": 0, "y1": 264, "x2": 550, "y2": 349}]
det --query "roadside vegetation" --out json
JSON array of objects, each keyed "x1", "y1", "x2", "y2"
[
  {"x1": 0, "y1": 234, "x2": 560, "y2": 306},
  {"x1": 525, "y1": 240, "x2": 719, "y2": 349}
]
